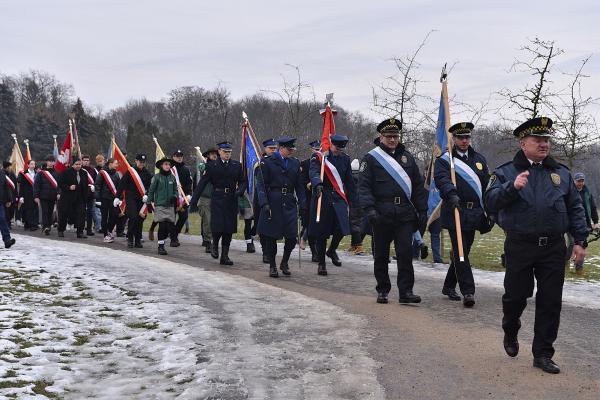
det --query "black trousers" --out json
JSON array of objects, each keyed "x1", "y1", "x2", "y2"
[
  {"x1": 264, "y1": 236, "x2": 296, "y2": 260},
  {"x1": 502, "y1": 235, "x2": 566, "y2": 358},
  {"x1": 58, "y1": 200, "x2": 84, "y2": 232},
  {"x1": 443, "y1": 229, "x2": 476, "y2": 295},
  {"x1": 126, "y1": 199, "x2": 144, "y2": 242},
  {"x1": 85, "y1": 198, "x2": 95, "y2": 232},
  {"x1": 244, "y1": 218, "x2": 253, "y2": 241},
  {"x1": 100, "y1": 200, "x2": 117, "y2": 236},
  {"x1": 171, "y1": 208, "x2": 189, "y2": 240},
  {"x1": 372, "y1": 221, "x2": 415, "y2": 295},
  {"x1": 157, "y1": 221, "x2": 173, "y2": 242},
  {"x1": 21, "y1": 201, "x2": 38, "y2": 228},
  {"x1": 315, "y1": 233, "x2": 343, "y2": 263},
  {"x1": 40, "y1": 199, "x2": 55, "y2": 230},
  {"x1": 213, "y1": 232, "x2": 233, "y2": 248}
]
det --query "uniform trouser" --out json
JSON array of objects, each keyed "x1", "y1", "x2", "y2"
[
  {"x1": 0, "y1": 204, "x2": 11, "y2": 242},
  {"x1": 116, "y1": 214, "x2": 127, "y2": 235},
  {"x1": 85, "y1": 198, "x2": 95, "y2": 232},
  {"x1": 58, "y1": 200, "x2": 84, "y2": 233},
  {"x1": 244, "y1": 219, "x2": 253, "y2": 242},
  {"x1": 40, "y1": 199, "x2": 55, "y2": 230},
  {"x1": 443, "y1": 229, "x2": 476, "y2": 295},
  {"x1": 264, "y1": 236, "x2": 296, "y2": 261},
  {"x1": 100, "y1": 200, "x2": 117, "y2": 236},
  {"x1": 213, "y1": 232, "x2": 233, "y2": 248},
  {"x1": 372, "y1": 221, "x2": 415, "y2": 295},
  {"x1": 171, "y1": 208, "x2": 189, "y2": 240},
  {"x1": 126, "y1": 200, "x2": 144, "y2": 242},
  {"x1": 502, "y1": 236, "x2": 566, "y2": 358},
  {"x1": 198, "y1": 197, "x2": 212, "y2": 242}
]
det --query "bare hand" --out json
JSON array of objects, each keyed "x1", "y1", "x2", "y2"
[
  {"x1": 513, "y1": 171, "x2": 529, "y2": 190},
  {"x1": 69, "y1": 185, "x2": 76, "y2": 191},
  {"x1": 34, "y1": 198, "x2": 40, "y2": 205},
  {"x1": 571, "y1": 244, "x2": 586, "y2": 265},
  {"x1": 5, "y1": 202, "x2": 10, "y2": 208}
]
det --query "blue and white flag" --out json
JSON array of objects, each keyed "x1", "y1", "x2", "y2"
[
  {"x1": 427, "y1": 89, "x2": 450, "y2": 219},
  {"x1": 241, "y1": 124, "x2": 261, "y2": 208}
]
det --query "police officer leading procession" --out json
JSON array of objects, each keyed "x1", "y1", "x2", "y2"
[{"x1": 4, "y1": 86, "x2": 595, "y2": 377}]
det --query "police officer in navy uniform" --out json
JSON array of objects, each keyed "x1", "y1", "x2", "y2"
[
  {"x1": 256, "y1": 137, "x2": 306, "y2": 277},
  {"x1": 434, "y1": 122, "x2": 492, "y2": 307},
  {"x1": 254, "y1": 138, "x2": 279, "y2": 264},
  {"x1": 300, "y1": 140, "x2": 321, "y2": 262},
  {"x1": 191, "y1": 141, "x2": 246, "y2": 266},
  {"x1": 485, "y1": 117, "x2": 587, "y2": 374},
  {"x1": 309, "y1": 135, "x2": 357, "y2": 276},
  {"x1": 359, "y1": 118, "x2": 428, "y2": 304}
]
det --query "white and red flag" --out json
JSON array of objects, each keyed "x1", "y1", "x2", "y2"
[{"x1": 55, "y1": 130, "x2": 73, "y2": 173}]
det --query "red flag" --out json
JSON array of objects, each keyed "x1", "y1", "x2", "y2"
[
  {"x1": 55, "y1": 131, "x2": 73, "y2": 173},
  {"x1": 111, "y1": 139, "x2": 130, "y2": 175},
  {"x1": 319, "y1": 103, "x2": 336, "y2": 152},
  {"x1": 23, "y1": 143, "x2": 31, "y2": 170}
]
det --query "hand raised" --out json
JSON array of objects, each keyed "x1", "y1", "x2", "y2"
[{"x1": 513, "y1": 171, "x2": 529, "y2": 190}]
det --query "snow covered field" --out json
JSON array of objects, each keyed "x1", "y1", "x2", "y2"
[{"x1": 0, "y1": 236, "x2": 384, "y2": 399}]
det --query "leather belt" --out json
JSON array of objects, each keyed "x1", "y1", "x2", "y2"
[
  {"x1": 269, "y1": 187, "x2": 290, "y2": 194},
  {"x1": 506, "y1": 232, "x2": 563, "y2": 247},
  {"x1": 215, "y1": 187, "x2": 234, "y2": 193},
  {"x1": 378, "y1": 196, "x2": 406, "y2": 205},
  {"x1": 460, "y1": 201, "x2": 479, "y2": 209}
]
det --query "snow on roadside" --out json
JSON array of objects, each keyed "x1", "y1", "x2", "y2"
[{"x1": 0, "y1": 236, "x2": 384, "y2": 400}]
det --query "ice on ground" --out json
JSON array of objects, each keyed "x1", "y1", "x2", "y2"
[{"x1": 0, "y1": 236, "x2": 384, "y2": 400}]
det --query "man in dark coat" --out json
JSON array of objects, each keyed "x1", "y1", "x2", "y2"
[
  {"x1": 0, "y1": 167, "x2": 15, "y2": 248},
  {"x1": 191, "y1": 141, "x2": 246, "y2": 265},
  {"x1": 170, "y1": 149, "x2": 193, "y2": 247},
  {"x1": 299, "y1": 140, "x2": 321, "y2": 262},
  {"x1": 359, "y1": 118, "x2": 428, "y2": 304},
  {"x1": 81, "y1": 155, "x2": 98, "y2": 236},
  {"x1": 57, "y1": 159, "x2": 89, "y2": 238},
  {"x1": 34, "y1": 155, "x2": 59, "y2": 235},
  {"x1": 18, "y1": 160, "x2": 38, "y2": 231},
  {"x1": 117, "y1": 154, "x2": 152, "y2": 248},
  {"x1": 309, "y1": 135, "x2": 358, "y2": 276},
  {"x1": 485, "y1": 117, "x2": 588, "y2": 374},
  {"x1": 253, "y1": 138, "x2": 278, "y2": 263},
  {"x1": 434, "y1": 122, "x2": 492, "y2": 307},
  {"x1": 256, "y1": 137, "x2": 307, "y2": 277},
  {"x1": 95, "y1": 158, "x2": 120, "y2": 242}
]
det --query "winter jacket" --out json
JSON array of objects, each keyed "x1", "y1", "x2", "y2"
[
  {"x1": 94, "y1": 167, "x2": 120, "y2": 201},
  {"x1": 33, "y1": 168, "x2": 59, "y2": 201},
  {"x1": 147, "y1": 170, "x2": 178, "y2": 207}
]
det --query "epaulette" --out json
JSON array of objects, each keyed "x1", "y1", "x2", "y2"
[
  {"x1": 495, "y1": 160, "x2": 513, "y2": 170},
  {"x1": 557, "y1": 162, "x2": 570, "y2": 171}
]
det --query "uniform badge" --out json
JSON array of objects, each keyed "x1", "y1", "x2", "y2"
[
  {"x1": 359, "y1": 161, "x2": 367, "y2": 172},
  {"x1": 401, "y1": 155, "x2": 407, "y2": 164},
  {"x1": 550, "y1": 173, "x2": 561, "y2": 186},
  {"x1": 487, "y1": 174, "x2": 497, "y2": 189},
  {"x1": 475, "y1": 162, "x2": 483, "y2": 170}
]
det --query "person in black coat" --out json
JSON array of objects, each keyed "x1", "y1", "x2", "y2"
[
  {"x1": 170, "y1": 149, "x2": 193, "y2": 246},
  {"x1": 18, "y1": 160, "x2": 38, "y2": 231},
  {"x1": 116, "y1": 154, "x2": 152, "y2": 248},
  {"x1": 57, "y1": 160, "x2": 88, "y2": 238},
  {"x1": 0, "y1": 167, "x2": 15, "y2": 248},
  {"x1": 299, "y1": 140, "x2": 321, "y2": 262},
  {"x1": 34, "y1": 155, "x2": 59, "y2": 235},
  {"x1": 359, "y1": 119, "x2": 428, "y2": 304},
  {"x1": 253, "y1": 139, "x2": 278, "y2": 263},
  {"x1": 434, "y1": 122, "x2": 492, "y2": 307},
  {"x1": 191, "y1": 142, "x2": 246, "y2": 266},
  {"x1": 81, "y1": 155, "x2": 98, "y2": 236},
  {"x1": 3, "y1": 161, "x2": 16, "y2": 228},
  {"x1": 255, "y1": 137, "x2": 307, "y2": 277},
  {"x1": 94, "y1": 158, "x2": 120, "y2": 242}
]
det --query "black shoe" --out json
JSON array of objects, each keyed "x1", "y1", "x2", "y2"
[
  {"x1": 317, "y1": 263, "x2": 328, "y2": 276},
  {"x1": 420, "y1": 245, "x2": 429, "y2": 260},
  {"x1": 205, "y1": 242, "x2": 212, "y2": 253},
  {"x1": 246, "y1": 243, "x2": 256, "y2": 253},
  {"x1": 269, "y1": 260, "x2": 279, "y2": 278},
  {"x1": 376, "y1": 292, "x2": 388, "y2": 304},
  {"x1": 442, "y1": 287, "x2": 461, "y2": 301},
  {"x1": 58, "y1": 231, "x2": 64, "y2": 238},
  {"x1": 77, "y1": 232, "x2": 87, "y2": 239},
  {"x1": 326, "y1": 249, "x2": 342, "y2": 266},
  {"x1": 116, "y1": 232, "x2": 125, "y2": 238},
  {"x1": 399, "y1": 292, "x2": 421, "y2": 304},
  {"x1": 202, "y1": 240, "x2": 210, "y2": 247},
  {"x1": 463, "y1": 294, "x2": 475, "y2": 308},
  {"x1": 127, "y1": 240, "x2": 134, "y2": 248},
  {"x1": 134, "y1": 241, "x2": 143, "y2": 248},
  {"x1": 503, "y1": 334, "x2": 519, "y2": 358},
  {"x1": 158, "y1": 244, "x2": 168, "y2": 255},
  {"x1": 311, "y1": 254, "x2": 319, "y2": 263},
  {"x1": 170, "y1": 239, "x2": 180, "y2": 247},
  {"x1": 262, "y1": 254, "x2": 270, "y2": 264},
  {"x1": 220, "y1": 246, "x2": 233, "y2": 266},
  {"x1": 4, "y1": 238, "x2": 15, "y2": 249},
  {"x1": 211, "y1": 243, "x2": 219, "y2": 259},
  {"x1": 280, "y1": 261, "x2": 291, "y2": 276},
  {"x1": 533, "y1": 357, "x2": 560, "y2": 374},
  {"x1": 30, "y1": 226, "x2": 39, "y2": 232},
  {"x1": 87, "y1": 230, "x2": 95, "y2": 236}
]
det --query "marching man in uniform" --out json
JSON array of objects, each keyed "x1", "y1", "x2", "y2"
[
  {"x1": 359, "y1": 118, "x2": 428, "y2": 304},
  {"x1": 434, "y1": 122, "x2": 493, "y2": 307},
  {"x1": 485, "y1": 117, "x2": 587, "y2": 374}
]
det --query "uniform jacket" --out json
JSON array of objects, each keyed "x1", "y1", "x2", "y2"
[
  {"x1": 308, "y1": 151, "x2": 357, "y2": 237},
  {"x1": 359, "y1": 143, "x2": 428, "y2": 226},
  {"x1": 18, "y1": 170, "x2": 36, "y2": 202},
  {"x1": 173, "y1": 161, "x2": 193, "y2": 196},
  {"x1": 117, "y1": 166, "x2": 152, "y2": 202},
  {"x1": 484, "y1": 150, "x2": 588, "y2": 242},
  {"x1": 33, "y1": 167, "x2": 59, "y2": 201},
  {"x1": 57, "y1": 167, "x2": 88, "y2": 204},
  {"x1": 94, "y1": 167, "x2": 120, "y2": 201},
  {"x1": 434, "y1": 146, "x2": 492, "y2": 232},
  {"x1": 147, "y1": 170, "x2": 178, "y2": 207},
  {"x1": 192, "y1": 157, "x2": 245, "y2": 234},
  {"x1": 256, "y1": 153, "x2": 306, "y2": 239}
]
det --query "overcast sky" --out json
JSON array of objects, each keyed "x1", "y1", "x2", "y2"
[{"x1": 2, "y1": 0, "x2": 599, "y2": 122}]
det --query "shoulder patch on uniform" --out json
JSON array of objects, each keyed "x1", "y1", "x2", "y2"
[
  {"x1": 487, "y1": 174, "x2": 497, "y2": 190},
  {"x1": 359, "y1": 161, "x2": 367, "y2": 172},
  {"x1": 401, "y1": 155, "x2": 408, "y2": 164},
  {"x1": 550, "y1": 173, "x2": 561, "y2": 186},
  {"x1": 475, "y1": 162, "x2": 483, "y2": 170}
]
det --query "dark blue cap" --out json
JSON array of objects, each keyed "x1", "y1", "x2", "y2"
[
  {"x1": 309, "y1": 140, "x2": 321, "y2": 148},
  {"x1": 330, "y1": 134, "x2": 349, "y2": 148},
  {"x1": 217, "y1": 141, "x2": 233, "y2": 150},
  {"x1": 262, "y1": 138, "x2": 277, "y2": 148},
  {"x1": 276, "y1": 137, "x2": 297, "y2": 148}
]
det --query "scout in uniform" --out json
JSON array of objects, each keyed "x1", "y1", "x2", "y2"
[{"x1": 485, "y1": 117, "x2": 588, "y2": 374}]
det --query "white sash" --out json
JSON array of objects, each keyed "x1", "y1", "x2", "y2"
[
  {"x1": 368, "y1": 146, "x2": 412, "y2": 199},
  {"x1": 440, "y1": 152, "x2": 483, "y2": 208}
]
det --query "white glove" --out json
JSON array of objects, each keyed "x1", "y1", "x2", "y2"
[
  {"x1": 19, "y1": 197, "x2": 24, "y2": 204},
  {"x1": 593, "y1": 223, "x2": 600, "y2": 230},
  {"x1": 186, "y1": 195, "x2": 192, "y2": 203},
  {"x1": 89, "y1": 185, "x2": 95, "y2": 192},
  {"x1": 113, "y1": 198, "x2": 122, "y2": 208},
  {"x1": 95, "y1": 201, "x2": 101, "y2": 207},
  {"x1": 142, "y1": 195, "x2": 148, "y2": 203}
]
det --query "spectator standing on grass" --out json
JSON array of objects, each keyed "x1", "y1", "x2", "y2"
[{"x1": 572, "y1": 172, "x2": 599, "y2": 275}]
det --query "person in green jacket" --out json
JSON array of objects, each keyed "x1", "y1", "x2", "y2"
[{"x1": 146, "y1": 158, "x2": 178, "y2": 255}]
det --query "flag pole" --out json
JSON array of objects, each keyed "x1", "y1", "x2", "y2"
[
  {"x1": 242, "y1": 111, "x2": 270, "y2": 219},
  {"x1": 152, "y1": 135, "x2": 188, "y2": 205},
  {"x1": 316, "y1": 96, "x2": 334, "y2": 223},
  {"x1": 441, "y1": 65, "x2": 465, "y2": 262}
]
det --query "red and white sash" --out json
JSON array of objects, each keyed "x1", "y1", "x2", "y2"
[
  {"x1": 83, "y1": 169, "x2": 95, "y2": 186},
  {"x1": 316, "y1": 153, "x2": 348, "y2": 204},
  {"x1": 100, "y1": 170, "x2": 117, "y2": 197},
  {"x1": 20, "y1": 171, "x2": 35, "y2": 186},
  {"x1": 5, "y1": 176, "x2": 15, "y2": 190},
  {"x1": 41, "y1": 170, "x2": 58, "y2": 189}
]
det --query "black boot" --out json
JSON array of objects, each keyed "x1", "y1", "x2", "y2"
[
  {"x1": 399, "y1": 292, "x2": 422, "y2": 304},
  {"x1": 246, "y1": 242, "x2": 256, "y2": 253},
  {"x1": 4, "y1": 238, "x2": 15, "y2": 249},
  {"x1": 205, "y1": 242, "x2": 212, "y2": 254},
  {"x1": 269, "y1": 258, "x2": 279, "y2": 278},
  {"x1": 309, "y1": 241, "x2": 318, "y2": 263},
  {"x1": 326, "y1": 249, "x2": 342, "y2": 266},
  {"x1": 280, "y1": 239, "x2": 294, "y2": 276},
  {"x1": 220, "y1": 245, "x2": 233, "y2": 266},
  {"x1": 170, "y1": 238, "x2": 180, "y2": 247},
  {"x1": 211, "y1": 241, "x2": 219, "y2": 259},
  {"x1": 134, "y1": 240, "x2": 143, "y2": 248},
  {"x1": 77, "y1": 232, "x2": 87, "y2": 239},
  {"x1": 86, "y1": 229, "x2": 95, "y2": 236},
  {"x1": 158, "y1": 244, "x2": 168, "y2": 255},
  {"x1": 127, "y1": 239, "x2": 134, "y2": 248},
  {"x1": 317, "y1": 263, "x2": 327, "y2": 276}
]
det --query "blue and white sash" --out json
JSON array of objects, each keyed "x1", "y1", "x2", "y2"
[
  {"x1": 440, "y1": 152, "x2": 483, "y2": 208},
  {"x1": 368, "y1": 146, "x2": 412, "y2": 199}
]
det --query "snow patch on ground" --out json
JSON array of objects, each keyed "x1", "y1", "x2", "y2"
[{"x1": 0, "y1": 236, "x2": 384, "y2": 399}]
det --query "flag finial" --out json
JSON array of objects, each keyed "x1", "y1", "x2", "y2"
[{"x1": 440, "y1": 63, "x2": 448, "y2": 83}]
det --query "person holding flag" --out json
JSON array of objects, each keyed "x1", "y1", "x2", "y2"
[
  {"x1": 34, "y1": 154, "x2": 59, "y2": 235},
  {"x1": 18, "y1": 159, "x2": 39, "y2": 231},
  {"x1": 358, "y1": 118, "x2": 428, "y2": 304},
  {"x1": 309, "y1": 134, "x2": 357, "y2": 276},
  {"x1": 147, "y1": 157, "x2": 178, "y2": 256},
  {"x1": 169, "y1": 149, "x2": 193, "y2": 247},
  {"x1": 56, "y1": 159, "x2": 88, "y2": 238},
  {"x1": 95, "y1": 158, "x2": 120, "y2": 243},
  {"x1": 434, "y1": 122, "x2": 492, "y2": 307},
  {"x1": 252, "y1": 138, "x2": 278, "y2": 261},
  {"x1": 0, "y1": 164, "x2": 16, "y2": 248}
]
